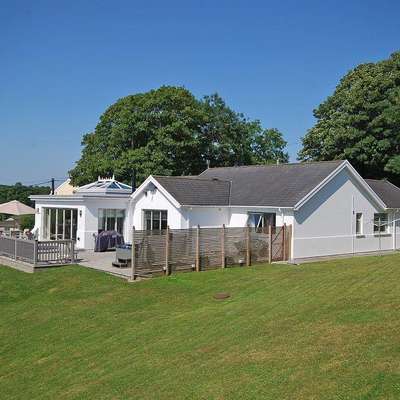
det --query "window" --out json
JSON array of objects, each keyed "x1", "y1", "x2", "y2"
[
  {"x1": 373, "y1": 213, "x2": 388, "y2": 234},
  {"x1": 144, "y1": 210, "x2": 168, "y2": 231},
  {"x1": 248, "y1": 212, "x2": 276, "y2": 232},
  {"x1": 355, "y1": 213, "x2": 363, "y2": 235},
  {"x1": 98, "y1": 209, "x2": 125, "y2": 234},
  {"x1": 43, "y1": 208, "x2": 78, "y2": 241}
]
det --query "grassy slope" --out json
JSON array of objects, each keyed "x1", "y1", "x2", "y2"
[{"x1": 1, "y1": 255, "x2": 400, "y2": 400}]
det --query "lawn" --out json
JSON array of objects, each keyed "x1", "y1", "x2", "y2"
[{"x1": 1, "y1": 255, "x2": 400, "y2": 400}]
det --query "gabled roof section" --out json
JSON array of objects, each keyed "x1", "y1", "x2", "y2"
[
  {"x1": 76, "y1": 176, "x2": 132, "y2": 196},
  {"x1": 365, "y1": 179, "x2": 400, "y2": 209},
  {"x1": 199, "y1": 161, "x2": 345, "y2": 207},
  {"x1": 153, "y1": 176, "x2": 231, "y2": 206}
]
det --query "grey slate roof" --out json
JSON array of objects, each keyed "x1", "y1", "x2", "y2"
[
  {"x1": 365, "y1": 179, "x2": 400, "y2": 209},
  {"x1": 153, "y1": 160, "x2": 345, "y2": 207},
  {"x1": 199, "y1": 160, "x2": 345, "y2": 207},
  {"x1": 153, "y1": 176, "x2": 231, "y2": 206}
]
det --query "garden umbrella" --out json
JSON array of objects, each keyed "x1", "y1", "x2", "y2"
[
  {"x1": 0, "y1": 200, "x2": 35, "y2": 231},
  {"x1": 0, "y1": 200, "x2": 35, "y2": 215}
]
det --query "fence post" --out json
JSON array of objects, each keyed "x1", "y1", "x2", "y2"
[
  {"x1": 221, "y1": 224, "x2": 226, "y2": 268},
  {"x1": 33, "y1": 240, "x2": 38, "y2": 267},
  {"x1": 195, "y1": 225, "x2": 200, "y2": 272},
  {"x1": 14, "y1": 238, "x2": 17, "y2": 260},
  {"x1": 71, "y1": 240, "x2": 75, "y2": 264},
  {"x1": 282, "y1": 224, "x2": 286, "y2": 261},
  {"x1": 131, "y1": 226, "x2": 136, "y2": 280},
  {"x1": 268, "y1": 225, "x2": 272, "y2": 264},
  {"x1": 246, "y1": 225, "x2": 251, "y2": 266},
  {"x1": 165, "y1": 225, "x2": 171, "y2": 276}
]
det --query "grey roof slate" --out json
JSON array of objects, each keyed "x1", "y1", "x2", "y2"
[
  {"x1": 153, "y1": 160, "x2": 345, "y2": 207},
  {"x1": 153, "y1": 176, "x2": 231, "y2": 206},
  {"x1": 199, "y1": 161, "x2": 345, "y2": 207},
  {"x1": 365, "y1": 179, "x2": 400, "y2": 209}
]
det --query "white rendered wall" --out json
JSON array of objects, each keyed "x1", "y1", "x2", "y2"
[
  {"x1": 293, "y1": 168, "x2": 396, "y2": 260},
  {"x1": 186, "y1": 207, "x2": 229, "y2": 228},
  {"x1": 229, "y1": 207, "x2": 293, "y2": 228}
]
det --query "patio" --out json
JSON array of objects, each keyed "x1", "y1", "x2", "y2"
[{"x1": 77, "y1": 249, "x2": 133, "y2": 279}]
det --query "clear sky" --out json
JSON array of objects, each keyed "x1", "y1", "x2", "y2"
[{"x1": 1, "y1": 0, "x2": 399, "y2": 185}]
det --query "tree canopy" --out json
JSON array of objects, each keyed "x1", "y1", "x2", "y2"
[
  {"x1": 298, "y1": 51, "x2": 400, "y2": 183},
  {"x1": 0, "y1": 183, "x2": 49, "y2": 228},
  {"x1": 70, "y1": 86, "x2": 288, "y2": 186},
  {"x1": 0, "y1": 183, "x2": 49, "y2": 208}
]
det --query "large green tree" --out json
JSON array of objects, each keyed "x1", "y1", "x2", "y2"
[
  {"x1": 298, "y1": 51, "x2": 400, "y2": 183},
  {"x1": 70, "y1": 86, "x2": 288, "y2": 186}
]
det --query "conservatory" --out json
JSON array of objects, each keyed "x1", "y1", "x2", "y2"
[{"x1": 30, "y1": 177, "x2": 132, "y2": 250}]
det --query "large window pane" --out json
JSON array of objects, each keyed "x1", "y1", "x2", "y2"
[
  {"x1": 50, "y1": 209, "x2": 57, "y2": 240},
  {"x1": 144, "y1": 210, "x2": 168, "y2": 230},
  {"x1": 72, "y1": 210, "x2": 78, "y2": 240},
  {"x1": 106, "y1": 209, "x2": 116, "y2": 231},
  {"x1": 145, "y1": 210, "x2": 152, "y2": 231},
  {"x1": 374, "y1": 213, "x2": 388, "y2": 233},
  {"x1": 355, "y1": 213, "x2": 362, "y2": 235},
  {"x1": 98, "y1": 209, "x2": 106, "y2": 232},
  {"x1": 64, "y1": 209, "x2": 71, "y2": 239},
  {"x1": 98, "y1": 209, "x2": 125, "y2": 234},
  {"x1": 152, "y1": 211, "x2": 160, "y2": 230},
  {"x1": 161, "y1": 211, "x2": 168, "y2": 230},
  {"x1": 57, "y1": 209, "x2": 64, "y2": 239},
  {"x1": 116, "y1": 210, "x2": 125, "y2": 234}
]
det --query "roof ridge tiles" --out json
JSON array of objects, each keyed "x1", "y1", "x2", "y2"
[{"x1": 202, "y1": 160, "x2": 345, "y2": 171}]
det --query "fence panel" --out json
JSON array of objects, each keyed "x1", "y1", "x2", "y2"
[
  {"x1": 0, "y1": 236, "x2": 16, "y2": 259},
  {"x1": 199, "y1": 228, "x2": 222, "y2": 270},
  {"x1": 134, "y1": 230, "x2": 166, "y2": 275},
  {"x1": 37, "y1": 240, "x2": 74, "y2": 264},
  {"x1": 271, "y1": 227, "x2": 284, "y2": 261},
  {"x1": 169, "y1": 229, "x2": 196, "y2": 272},
  {"x1": 225, "y1": 227, "x2": 247, "y2": 266},
  {"x1": 132, "y1": 225, "x2": 291, "y2": 277},
  {"x1": 15, "y1": 239, "x2": 35, "y2": 263}
]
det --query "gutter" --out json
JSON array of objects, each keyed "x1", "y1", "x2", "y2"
[{"x1": 181, "y1": 205, "x2": 294, "y2": 209}]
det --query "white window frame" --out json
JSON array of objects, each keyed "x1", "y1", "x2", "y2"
[
  {"x1": 143, "y1": 210, "x2": 168, "y2": 231},
  {"x1": 98, "y1": 209, "x2": 125, "y2": 234},
  {"x1": 355, "y1": 213, "x2": 363, "y2": 235},
  {"x1": 373, "y1": 213, "x2": 389, "y2": 234},
  {"x1": 43, "y1": 207, "x2": 78, "y2": 241}
]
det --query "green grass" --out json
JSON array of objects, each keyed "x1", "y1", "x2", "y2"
[{"x1": 1, "y1": 254, "x2": 400, "y2": 400}]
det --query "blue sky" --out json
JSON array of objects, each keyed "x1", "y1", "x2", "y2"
[{"x1": 1, "y1": 0, "x2": 399, "y2": 185}]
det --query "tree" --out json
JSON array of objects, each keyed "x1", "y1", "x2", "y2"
[
  {"x1": 252, "y1": 128, "x2": 289, "y2": 164},
  {"x1": 298, "y1": 51, "x2": 400, "y2": 183},
  {"x1": 0, "y1": 183, "x2": 49, "y2": 223},
  {"x1": 70, "y1": 86, "x2": 288, "y2": 185}
]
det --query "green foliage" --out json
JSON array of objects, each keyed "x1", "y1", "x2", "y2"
[
  {"x1": 19, "y1": 214, "x2": 35, "y2": 230},
  {"x1": 0, "y1": 183, "x2": 49, "y2": 221},
  {"x1": 299, "y1": 51, "x2": 400, "y2": 183},
  {"x1": 1, "y1": 254, "x2": 400, "y2": 399},
  {"x1": 69, "y1": 86, "x2": 288, "y2": 186}
]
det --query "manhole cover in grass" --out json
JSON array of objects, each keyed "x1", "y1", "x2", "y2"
[{"x1": 214, "y1": 292, "x2": 230, "y2": 300}]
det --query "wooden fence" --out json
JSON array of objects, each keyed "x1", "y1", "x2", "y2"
[
  {"x1": 130, "y1": 225, "x2": 291, "y2": 278},
  {"x1": 0, "y1": 236, "x2": 75, "y2": 266}
]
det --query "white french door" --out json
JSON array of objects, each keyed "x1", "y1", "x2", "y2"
[{"x1": 43, "y1": 208, "x2": 78, "y2": 241}]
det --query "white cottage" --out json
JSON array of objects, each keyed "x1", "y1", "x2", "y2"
[{"x1": 30, "y1": 160, "x2": 400, "y2": 261}]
